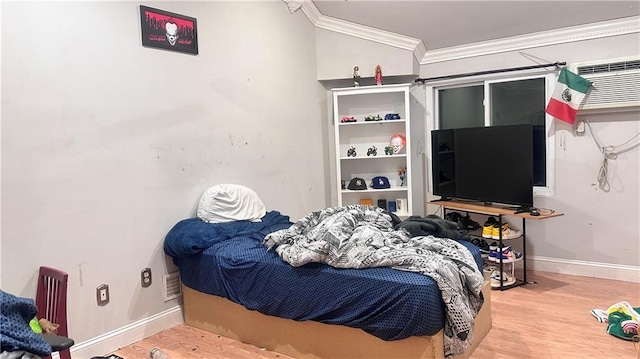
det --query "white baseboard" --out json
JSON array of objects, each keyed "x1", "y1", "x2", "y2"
[
  {"x1": 57, "y1": 305, "x2": 184, "y2": 359},
  {"x1": 529, "y1": 256, "x2": 640, "y2": 283}
]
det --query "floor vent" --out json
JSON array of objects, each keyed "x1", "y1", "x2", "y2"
[{"x1": 162, "y1": 272, "x2": 182, "y2": 302}]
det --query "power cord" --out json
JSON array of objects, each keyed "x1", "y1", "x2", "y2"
[{"x1": 584, "y1": 120, "x2": 640, "y2": 192}]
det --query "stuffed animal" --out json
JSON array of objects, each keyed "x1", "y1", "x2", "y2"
[{"x1": 39, "y1": 318, "x2": 59, "y2": 335}]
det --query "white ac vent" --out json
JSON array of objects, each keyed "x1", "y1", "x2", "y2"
[
  {"x1": 162, "y1": 272, "x2": 182, "y2": 302},
  {"x1": 568, "y1": 56, "x2": 640, "y2": 112}
]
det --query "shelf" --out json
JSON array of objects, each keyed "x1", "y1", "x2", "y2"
[
  {"x1": 340, "y1": 154, "x2": 407, "y2": 160},
  {"x1": 433, "y1": 200, "x2": 564, "y2": 220},
  {"x1": 339, "y1": 119, "x2": 406, "y2": 126},
  {"x1": 468, "y1": 229, "x2": 522, "y2": 241},
  {"x1": 491, "y1": 278, "x2": 526, "y2": 291},
  {"x1": 487, "y1": 256, "x2": 524, "y2": 264},
  {"x1": 442, "y1": 202, "x2": 562, "y2": 291},
  {"x1": 333, "y1": 84, "x2": 413, "y2": 215},
  {"x1": 342, "y1": 186, "x2": 408, "y2": 194}
]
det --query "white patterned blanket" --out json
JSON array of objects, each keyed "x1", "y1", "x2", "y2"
[{"x1": 264, "y1": 205, "x2": 485, "y2": 357}]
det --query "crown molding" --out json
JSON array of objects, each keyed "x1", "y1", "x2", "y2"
[
  {"x1": 284, "y1": 1, "x2": 638, "y2": 67},
  {"x1": 421, "y1": 16, "x2": 640, "y2": 64},
  {"x1": 285, "y1": 0, "x2": 426, "y2": 62}
]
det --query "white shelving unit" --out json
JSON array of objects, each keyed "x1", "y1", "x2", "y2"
[{"x1": 332, "y1": 83, "x2": 413, "y2": 217}]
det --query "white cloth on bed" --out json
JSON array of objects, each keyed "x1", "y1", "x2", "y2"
[{"x1": 197, "y1": 184, "x2": 266, "y2": 223}]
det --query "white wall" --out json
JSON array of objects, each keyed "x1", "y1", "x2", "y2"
[
  {"x1": 315, "y1": 28, "x2": 418, "y2": 81},
  {"x1": 1, "y1": 0, "x2": 326, "y2": 347},
  {"x1": 421, "y1": 33, "x2": 640, "y2": 272}
]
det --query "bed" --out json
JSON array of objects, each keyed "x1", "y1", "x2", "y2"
[{"x1": 165, "y1": 186, "x2": 492, "y2": 359}]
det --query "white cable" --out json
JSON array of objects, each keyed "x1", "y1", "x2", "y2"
[
  {"x1": 584, "y1": 120, "x2": 640, "y2": 192},
  {"x1": 597, "y1": 155, "x2": 610, "y2": 192}
]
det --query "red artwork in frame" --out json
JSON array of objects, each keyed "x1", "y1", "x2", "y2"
[{"x1": 140, "y1": 5, "x2": 198, "y2": 55}]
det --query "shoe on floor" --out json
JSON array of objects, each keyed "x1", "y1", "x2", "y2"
[
  {"x1": 488, "y1": 241, "x2": 498, "y2": 261},
  {"x1": 471, "y1": 238, "x2": 490, "y2": 254},
  {"x1": 445, "y1": 212, "x2": 463, "y2": 229},
  {"x1": 461, "y1": 214, "x2": 481, "y2": 230},
  {"x1": 493, "y1": 245, "x2": 523, "y2": 263},
  {"x1": 491, "y1": 222, "x2": 522, "y2": 239},
  {"x1": 490, "y1": 270, "x2": 516, "y2": 288},
  {"x1": 483, "y1": 263, "x2": 497, "y2": 280},
  {"x1": 482, "y1": 217, "x2": 497, "y2": 238}
]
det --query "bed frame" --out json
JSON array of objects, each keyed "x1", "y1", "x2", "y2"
[{"x1": 183, "y1": 281, "x2": 492, "y2": 359}]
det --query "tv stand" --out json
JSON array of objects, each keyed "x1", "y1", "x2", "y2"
[
  {"x1": 434, "y1": 200, "x2": 563, "y2": 291},
  {"x1": 430, "y1": 196, "x2": 452, "y2": 203}
]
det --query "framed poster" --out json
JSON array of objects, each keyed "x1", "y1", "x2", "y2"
[{"x1": 140, "y1": 5, "x2": 198, "y2": 55}]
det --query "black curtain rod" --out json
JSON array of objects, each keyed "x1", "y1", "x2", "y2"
[{"x1": 414, "y1": 61, "x2": 566, "y2": 83}]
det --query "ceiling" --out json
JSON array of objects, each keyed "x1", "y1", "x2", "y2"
[{"x1": 313, "y1": 1, "x2": 640, "y2": 50}]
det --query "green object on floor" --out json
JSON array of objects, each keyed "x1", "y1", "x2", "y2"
[{"x1": 607, "y1": 307, "x2": 640, "y2": 340}]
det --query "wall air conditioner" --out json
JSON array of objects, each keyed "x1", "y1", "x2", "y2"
[{"x1": 568, "y1": 56, "x2": 640, "y2": 112}]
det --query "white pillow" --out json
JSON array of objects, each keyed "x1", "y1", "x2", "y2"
[{"x1": 197, "y1": 184, "x2": 266, "y2": 223}]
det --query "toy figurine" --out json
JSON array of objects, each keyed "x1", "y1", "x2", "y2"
[
  {"x1": 375, "y1": 65, "x2": 383, "y2": 86},
  {"x1": 347, "y1": 146, "x2": 357, "y2": 157},
  {"x1": 384, "y1": 146, "x2": 394, "y2": 155},
  {"x1": 398, "y1": 167, "x2": 406, "y2": 186},
  {"x1": 367, "y1": 146, "x2": 377, "y2": 156},
  {"x1": 390, "y1": 133, "x2": 406, "y2": 154},
  {"x1": 353, "y1": 66, "x2": 361, "y2": 87}
]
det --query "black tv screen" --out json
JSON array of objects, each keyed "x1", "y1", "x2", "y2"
[{"x1": 431, "y1": 124, "x2": 534, "y2": 208}]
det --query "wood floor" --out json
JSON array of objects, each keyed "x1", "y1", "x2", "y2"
[{"x1": 112, "y1": 271, "x2": 640, "y2": 359}]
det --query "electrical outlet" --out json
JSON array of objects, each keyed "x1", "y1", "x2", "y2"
[
  {"x1": 141, "y1": 267, "x2": 152, "y2": 288},
  {"x1": 96, "y1": 284, "x2": 109, "y2": 306}
]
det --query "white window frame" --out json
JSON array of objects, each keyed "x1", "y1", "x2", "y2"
[{"x1": 425, "y1": 71, "x2": 556, "y2": 199}]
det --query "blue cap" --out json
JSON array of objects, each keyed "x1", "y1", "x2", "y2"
[{"x1": 371, "y1": 176, "x2": 390, "y2": 189}]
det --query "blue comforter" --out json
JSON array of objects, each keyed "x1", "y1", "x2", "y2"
[
  {"x1": 164, "y1": 211, "x2": 293, "y2": 258},
  {"x1": 165, "y1": 211, "x2": 483, "y2": 342},
  {"x1": 0, "y1": 290, "x2": 51, "y2": 357}
]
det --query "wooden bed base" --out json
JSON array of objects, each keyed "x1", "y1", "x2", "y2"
[{"x1": 183, "y1": 281, "x2": 492, "y2": 359}]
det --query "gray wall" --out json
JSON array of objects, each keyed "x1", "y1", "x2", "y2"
[{"x1": 1, "y1": 1, "x2": 326, "y2": 344}]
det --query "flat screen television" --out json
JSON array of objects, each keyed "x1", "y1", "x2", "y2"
[{"x1": 431, "y1": 124, "x2": 534, "y2": 208}]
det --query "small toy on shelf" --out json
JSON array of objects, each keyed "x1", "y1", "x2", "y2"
[
  {"x1": 384, "y1": 113, "x2": 400, "y2": 120},
  {"x1": 398, "y1": 166, "x2": 406, "y2": 186},
  {"x1": 353, "y1": 66, "x2": 361, "y2": 87},
  {"x1": 375, "y1": 65, "x2": 383, "y2": 86},
  {"x1": 367, "y1": 146, "x2": 377, "y2": 156},
  {"x1": 341, "y1": 116, "x2": 357, "y2": 123},
  {"x1": 347, "y1": 146, "x2": 357, "y2": 157},
  {"x1": 364, "y1": 114, "x2": 382, "y2": 121},
  {"x1": 390, "y1": 133, "x2": 406, "y2": 154},
  {"x1": 384, "y1": 146, "x2": 394, "y2": 155}
]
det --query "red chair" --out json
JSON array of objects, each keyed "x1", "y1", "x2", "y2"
[{"x1": 36, "y1": 266, "x2": 72, "y2": 359}]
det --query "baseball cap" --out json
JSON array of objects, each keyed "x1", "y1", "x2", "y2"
[
  {"x1": 371, "y1": 176, "x2": 390, "y2": 189},
  {"x1": 347, "y1": 177, "x2": 367, "y2": 190}
]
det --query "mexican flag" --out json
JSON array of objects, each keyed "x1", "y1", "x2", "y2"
[{"x1": 545, "y1": 68, "x2": 593, "y2": 125}]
